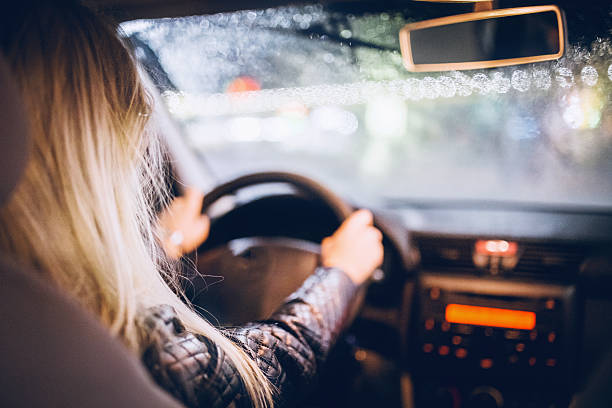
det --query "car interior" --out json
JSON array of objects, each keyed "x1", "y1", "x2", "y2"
[{"x1": 1, "y1": 0, "x2": 612, "y2": 407}]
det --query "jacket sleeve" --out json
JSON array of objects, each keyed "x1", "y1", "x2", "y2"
[{"x1": 141, "y1": 267, "x2": 360, "y2": 408}]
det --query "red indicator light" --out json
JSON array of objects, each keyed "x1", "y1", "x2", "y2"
[
  {"x1": 445, "y1": 304, "x2": 536, "y2": 330},
  {"x1": 226, "y1": 76, "x2": 261, "y2": 93},
  {"x1": 475, "y1": 240, "x2": 518, "y2": 257}
]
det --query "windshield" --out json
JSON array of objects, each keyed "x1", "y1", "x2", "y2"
[{"x1": 123, "y1": 2, "x2": 612, "y2": 209}]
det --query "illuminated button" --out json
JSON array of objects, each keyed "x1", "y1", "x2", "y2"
[
  {"x1": 441, "y1": 322, "x2": 451, "y2": 332},
  {"x1": 475, "y1": 240, "x2": 518, "y2": 256},
  {"x1": 430, "y1": 287, "x2": 441, "y2": 300},
  {"x1": 354, "y1": 349, "x2": 367, "y2": 361},
  {"x1": 473, "y1": 253, "x2": 488, "y2": 268},
  {"x1": 546, "y1": 358, "x2": 557, "y2": 367},
  {"x1": 545, "y1": 299, "x2": 556, "y2": 310},
  {"x1": 515, "y1": 343, "x2": 525, "y2": 352},
  {"x1": 529, "y1": 330, "x2": 538, "y2": 341},
  {"x1": 452, "y1": 336, "x2": 462, "y2": 345},
  {"x1": 439, "y1": 345, "x2": 450, "y2": 356},
  {"x1": 480, "y1": 358, "x2": 494, "y2": 369},
  {"x1": 508, "y1": 354, "x2": 519, "y2": 364},
  {"x1": 505, "y1": 330, "x2": 521, "y2": 340},
  {"x1": 455, "y1": 348, "x2": 468, "y2": 359},
  {"x1": 548, "y1": 332, "x2": 556, "y2": 343},
  {"x1": 501, "y1": 256, "x2": 519, "y2": 270},
  {"x1": 528, "y1": 357, "x2": 537, "y2": 367},
  {"x1": 425, "y1": 319, "x2": 435, "y2": 331},
  {"x1": 423, "y1": 343, "x2": 434, "y2": 353}
]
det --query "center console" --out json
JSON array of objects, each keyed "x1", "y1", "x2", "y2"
[{"x1": 404, "y1": 273, "x2": 578, "y2": 408}]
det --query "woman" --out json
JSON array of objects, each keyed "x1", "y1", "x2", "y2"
[{"x1": 0, "y1": 2, "x2": 383, "y2": 407}]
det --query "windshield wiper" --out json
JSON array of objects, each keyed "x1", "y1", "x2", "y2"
[{"x1": 270, "y1": 24, "x2": 399, "y2": 53}]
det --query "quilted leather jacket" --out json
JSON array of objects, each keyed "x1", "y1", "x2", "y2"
[{"x1": 141, "y1": 267, "x2": 359, "y2": 408}]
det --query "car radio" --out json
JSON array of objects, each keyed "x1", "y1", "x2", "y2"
[{"x1": 406, "y1": 273, "x2": 578, "y2": 408}]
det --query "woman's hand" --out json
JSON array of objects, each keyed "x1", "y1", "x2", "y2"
[
  {"x1": 158, "y1": 187, "x2": 210, "y2": 259},
  {"x1": 321, "y1": 209, "x2": 384, "y2": 285}
]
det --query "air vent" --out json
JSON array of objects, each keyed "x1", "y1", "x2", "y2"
[
  {"x1": 416, "y1": 236, "x2": 590, "y2": 277},
  {"x1": 417, "y1": 237, "x2": 475, "y2": 271},
  {"x1": 513, "y1": 242, "x2": 588, "y2": 276}
]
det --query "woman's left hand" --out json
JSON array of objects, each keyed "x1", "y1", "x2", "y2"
[{"x1": 158, "y1": 187, "x2": 210, "y2": 259}]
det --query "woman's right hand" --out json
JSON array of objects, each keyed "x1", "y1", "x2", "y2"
[{"x1": 321, "y1": 209, "x2": 384, "y2": 285}]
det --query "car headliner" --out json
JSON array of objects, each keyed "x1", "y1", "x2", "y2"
[
  {"x1": 86, "y1": 0, "x2": 609, "y2": 37},
  {"x1": 86, "y1": 0, "x2": 321, "y2": 20}
]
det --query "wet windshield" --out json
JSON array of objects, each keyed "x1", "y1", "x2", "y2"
[{"x1": 123, "y1": 2, "x2": 612, "y2": 208}]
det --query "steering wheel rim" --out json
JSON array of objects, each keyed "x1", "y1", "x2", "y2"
[{"x1": 201, "y1": 171, "x2": 353, "y2": 222}]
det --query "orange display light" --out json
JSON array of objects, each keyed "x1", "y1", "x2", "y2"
[{"x1": 445, "y1": 304, "x2": 536, "y2": 330}]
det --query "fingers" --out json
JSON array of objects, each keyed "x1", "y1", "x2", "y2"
[
  {"x1": 337, "y1": 209, "x2": 373, "y2": 234},
  {"x1": 320, "y1": 208, "x2": 384, "y2": 285},
  {"x1": 321, "y1": 236, "x2": 330, "y2": 247},
  {"x1": 183, "y1": 187, "x2": 205, "y2": 214},
  {"x1": 366, "y1": 226, "x2": 383, "y2": 242},
  {"x1": 350, "y1": 209, "x2": 373, "y2": 225},
  {"x1": 195, "y1": 215, "x2": 210, "y2": 244}
]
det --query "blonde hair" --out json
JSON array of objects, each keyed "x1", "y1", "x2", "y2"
[{"x1": 0, "y1": 2, "x2": 273, "y2": 407}]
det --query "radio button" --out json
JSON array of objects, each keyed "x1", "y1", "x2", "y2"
[
  {"x1": 480, "y1": 358, "x2": 494, "y2": 369},
  {"x1": 423, "y1": 343, "x2": 434, "y2": 353},
  {"x1": 425, "y1": 318, "x2": 435, "y2": 331},
  {"x1": 438, "y1": 345, "x2": 450, "y2": 356},
  {"x1": 455, "y1": 348, "x2": 468, "y2": 359}
]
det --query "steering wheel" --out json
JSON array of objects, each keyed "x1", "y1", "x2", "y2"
[
  {"x1": 200, "y1": 171, "x2": 353, "y2": 221},
  {"x1": 189, "y1": 171, "x2": 357, "y2": 325}
]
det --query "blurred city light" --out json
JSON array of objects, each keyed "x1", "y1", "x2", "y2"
[
  {"x1": 562, "y1": 89, "x2": 604, "y2": 130},
  {"x1": 310, "y1": 106, "x2": 358, "y2": 135},
  {"x1": 365, "y1": 95, "x2": 407, "y2": 139}
]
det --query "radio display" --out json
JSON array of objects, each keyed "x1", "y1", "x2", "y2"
[{"x1": 445, "y1": 304, "x2": 536, "y2": 330}]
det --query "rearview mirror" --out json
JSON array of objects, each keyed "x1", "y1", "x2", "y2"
[{"x1": 399, "y1": 5, "x2": 566, "y2": 72}]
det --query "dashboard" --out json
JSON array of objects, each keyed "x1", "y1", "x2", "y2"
[
  {"x1": 192, "y1": 191, "x2": 612, "y2": 408},
  {"x1": 356, "y1": 205, "x2": 612, "y2": 408}
]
